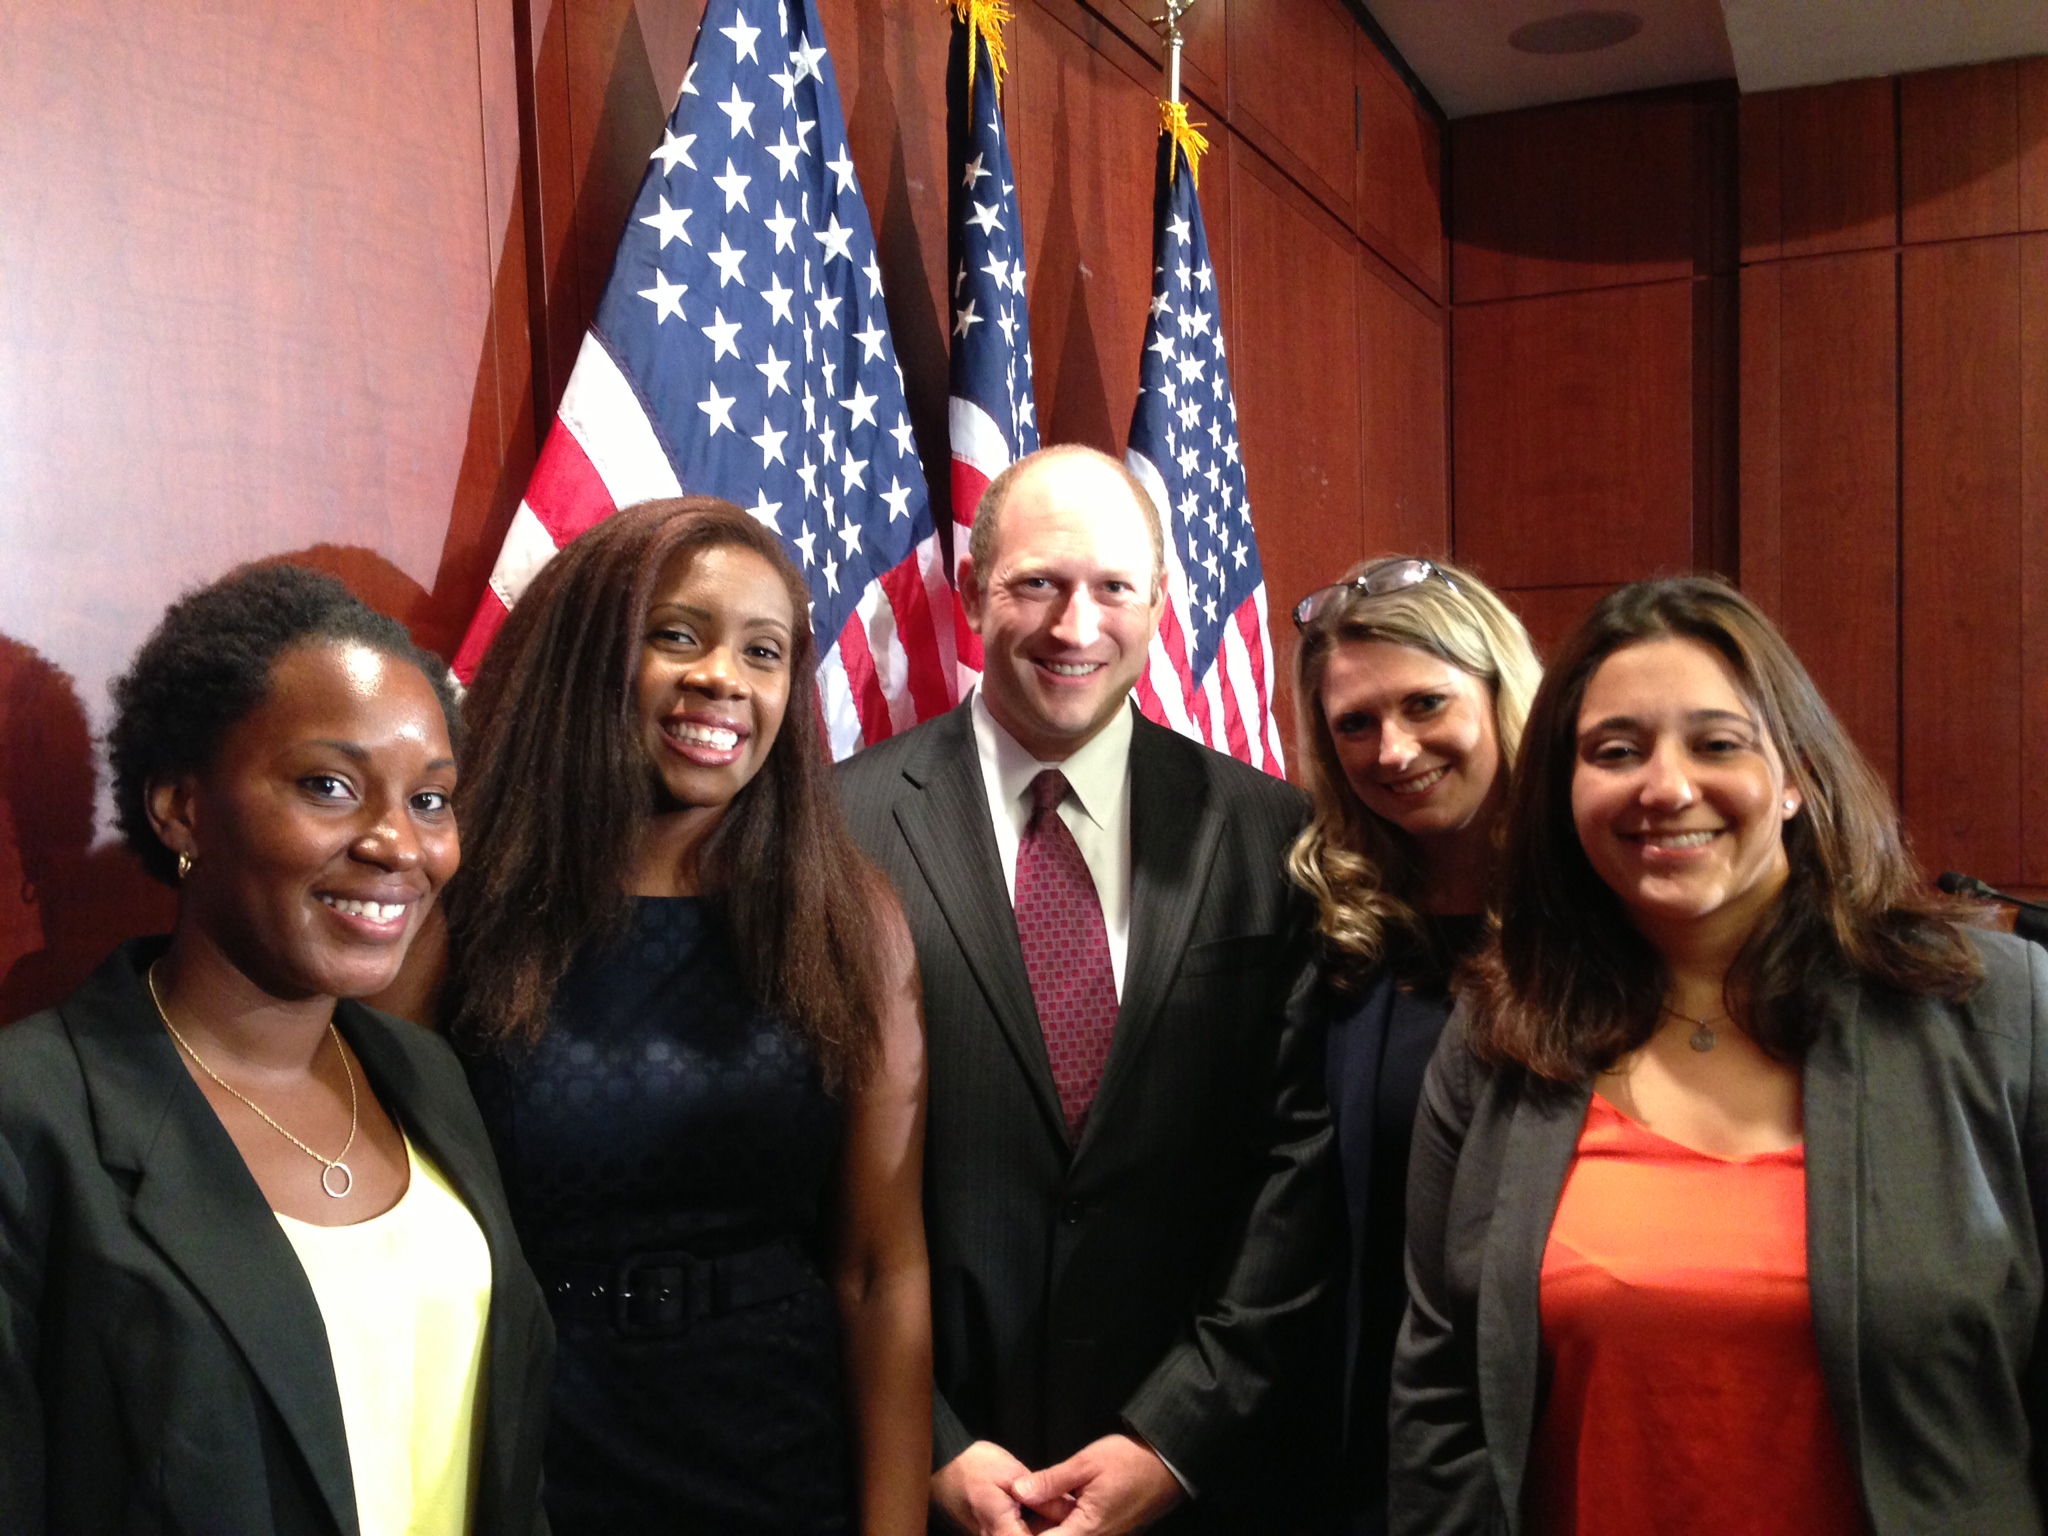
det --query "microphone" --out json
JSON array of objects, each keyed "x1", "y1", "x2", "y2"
[{"x1": 1940, "y1": 871, "x2": 2048, "y2": 945}]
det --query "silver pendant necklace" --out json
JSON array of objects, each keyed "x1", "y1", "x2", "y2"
[
  {"x1": 147, "y1": 963, "x2": 359, "y2": 1198},
  {"x1": 1661, "y1": 1003, "x2": 1731, "y2": 1053}
]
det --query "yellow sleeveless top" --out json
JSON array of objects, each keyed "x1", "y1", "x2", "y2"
[{"x1": 277, "y1": 1137, "x2": 494, "y2": 1536}]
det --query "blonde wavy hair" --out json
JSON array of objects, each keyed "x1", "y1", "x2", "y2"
[{"x1": 1285, "y1": 557, "x2": 1541, "y2": 986}]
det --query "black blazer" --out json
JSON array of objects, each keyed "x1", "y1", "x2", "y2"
[
  {"x1": 1389, "y1": 930, "x2": 2048, "y2": 1536},
  {"x1": 838, "y1": 702, "x2": 1338, "y2": 1529},
  {"x1": 0, "y1": 940, "x2": 554, "y2": 1536}
]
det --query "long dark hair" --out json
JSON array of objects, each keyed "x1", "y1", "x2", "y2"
[
  {"x1": 1467, "y1": 576, "x2": 1982, "y2": 1082},
  {"x1": 444, "y1": 497, "x2": 886, "y2": 1090}
]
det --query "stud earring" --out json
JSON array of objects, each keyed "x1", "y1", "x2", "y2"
[{"x1": 177, "y1": 851, "x2": 193, "y2": 880}]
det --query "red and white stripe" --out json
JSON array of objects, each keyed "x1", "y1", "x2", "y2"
[
  {"x1": 1125, "y1": 448, "x2": 1285, "y2": 777},
  {"x1": 947, "y1": 394, "x2": 1013, "y2": 695}
]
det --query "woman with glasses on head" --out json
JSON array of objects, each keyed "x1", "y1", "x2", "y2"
[
  {"x1": 1391, "y1": 576, "x2": 2045, "y2": 1535},
  {"x1": 1286, "y1": 556, "x2": 1541, "y2": 1534}
]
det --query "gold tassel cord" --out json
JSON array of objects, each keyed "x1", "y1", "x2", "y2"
[
  {"x1": 947, "y1": 0, "x2": 1015, "y2": 102},
  {"x1": 1159, "y1": 98, "x2": 1209, "y2": 187}
]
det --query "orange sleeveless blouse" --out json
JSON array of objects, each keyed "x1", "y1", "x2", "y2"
[{"x1": 1526, "y1": 1094, "x2": 1866, "y2": 1535}]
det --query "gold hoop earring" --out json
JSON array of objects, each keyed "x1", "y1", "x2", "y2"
[{"x1": 177, "y1": 851, "x2": 193, "y2": 880}]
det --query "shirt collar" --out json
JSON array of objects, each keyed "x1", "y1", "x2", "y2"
[{"x1": 970, "y1": 688, "x2": 1135, "y2": 831}]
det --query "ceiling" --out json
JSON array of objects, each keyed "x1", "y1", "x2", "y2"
[{"x1": 1361, "y1": 0, "x2": 2048, "y2": 118}]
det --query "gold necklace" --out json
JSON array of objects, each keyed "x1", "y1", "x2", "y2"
[
  {"x1": 1661, "y1": 1003, "x2": 1731, "y2": 1054},
  {"x1": 146, "y1": 964, "x2": 359, "y2": 1198}
]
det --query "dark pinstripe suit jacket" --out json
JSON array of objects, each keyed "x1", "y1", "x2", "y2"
[
  {"x1": 839, "y1": 702, "x2": 1339, "y2": 1530},
  {"x1": 1390, "y1": 930, "x2": 2048, "y2": 1536}
]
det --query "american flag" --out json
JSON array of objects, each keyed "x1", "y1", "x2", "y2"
[
  {"x1": 1124, "y1": 115, "x2": 1284, "y2": 774},
  {"x1": 451, "y1": 0, "x2": 955, "y2": 757},
  {"x1": 943, "y1": 0, "x2": 1038, "y2": 695}
]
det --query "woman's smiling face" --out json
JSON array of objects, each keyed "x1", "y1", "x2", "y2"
[
  {"x1": 1319, "y1": 638, "x2": 1505, "y2": 848},
  {"x1": 1570, "y1": 635, "x2": 1801, "y2": 952}
]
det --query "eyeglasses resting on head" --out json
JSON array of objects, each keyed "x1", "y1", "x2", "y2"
[{"x1": 1292, "y1": 557, "x2": 1460, "y2": 630}]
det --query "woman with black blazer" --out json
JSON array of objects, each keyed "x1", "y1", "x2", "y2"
[
  {"x1": 1285, "y1": 557, "x2": 1540, "y2": 1533},
  {"x1": 1390, "y1": 576, "x2": 2046, "y2": 1536},
  {"x1": 0, "y1": 565, "x2": 552, "y2": 1535}
]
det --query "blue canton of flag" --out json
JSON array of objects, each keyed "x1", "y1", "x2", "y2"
[
  {"x1": 944, "y1": 2, "x2": 1038, "y2": 692},
  {"x1": 457, "y1": 0, "x2": 956, "y2": 756},
  {"x1": 1124, "y1": 127, "x2": 1284, "y2": 774}
]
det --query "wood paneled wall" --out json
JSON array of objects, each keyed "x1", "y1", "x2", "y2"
[
  {"x1": 1446, "y1": 85, "x2": 1738, "y2": 659},
  {"x1": 1451, "y1": 56, "x2": 2048, "y2": 893},
  {"x1": 1742, "y1": 58, "x2": 2048, "y2": 890},
  {"x1": 0, "y1": 0, "x2": 1445, "y2": 1017}
]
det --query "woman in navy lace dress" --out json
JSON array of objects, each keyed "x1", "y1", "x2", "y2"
[{"x1": 443, "y1": 498, "x2": 930, "y2": 1536}]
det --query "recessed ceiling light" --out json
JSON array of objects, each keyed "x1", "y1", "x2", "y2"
[{"x1": 1508, "y1": 9, "x2": 1645, "y2": 54}]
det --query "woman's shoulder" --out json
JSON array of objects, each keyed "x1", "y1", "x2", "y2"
[{"x1": 0, "y1": 1006, "x2": 87, "y2": 1127}]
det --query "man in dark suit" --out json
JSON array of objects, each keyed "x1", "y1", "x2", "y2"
[{"x1": 838, "y1": 444, "x2": 1334, "y2": 1536}]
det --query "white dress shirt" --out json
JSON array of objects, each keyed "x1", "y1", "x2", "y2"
[{"x1": 970, "y1": 688, "x2": 1135, "y2": 999}]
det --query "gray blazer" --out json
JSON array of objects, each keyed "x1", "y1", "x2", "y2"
[
  {"x1": 1389, "y1": 930, "x2": 2048, "y2": 1536},
  {"x1": 838, "y1": 702, "x2": 1338, "y2": 1531},
  {"x1": 0, "y1": 940, "x2": 555, "y2": 1536}
]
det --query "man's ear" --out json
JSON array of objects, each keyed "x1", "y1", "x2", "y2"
[
  {"x1": 958, "y1": 555, "x2": 986, "y2": 636},
  {"x1": 146, "y1": 776, "x2": 199, "y2": 865}
]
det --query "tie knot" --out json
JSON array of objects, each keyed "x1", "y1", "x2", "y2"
[{"x1": 1027, "y1": 769, "x2": 1070, "y2": 826}]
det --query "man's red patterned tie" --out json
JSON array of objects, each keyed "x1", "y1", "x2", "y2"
[{"x1": 1013, "y1": 769, "x2": 1120, "y2": 1138}]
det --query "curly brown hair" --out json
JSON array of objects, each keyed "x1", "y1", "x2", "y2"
[
  {"x1": 443, "y1": 497, "x2": 886, "y2": 1090},
  {"x1": 1467, "y1": 576, "x2": 1983, "y2": 1082}
]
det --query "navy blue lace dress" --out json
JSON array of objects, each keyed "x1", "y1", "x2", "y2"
[{"x1": 467, "y1": 897, "x2": 851, "y2": 1536}]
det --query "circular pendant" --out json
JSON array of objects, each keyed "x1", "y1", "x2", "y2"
[
  {"x1": 1688, "y1": 1024, "x2": 1717, "y2": 1053},
  {"x1": 321, "y1": 1161, "x2": 354, "y2": 1199}
]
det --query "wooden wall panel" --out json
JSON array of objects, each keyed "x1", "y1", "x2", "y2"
[
  {"x1": 1902, "y1": 238, "x2": 2024, "y2": 882},
  {"x1": 1356, "y1": 34, "x2": 1444, "y2": 300},
  {"x1": 1902, "y1": 61, "x2": 2022, "y2": 244},
  {"x1": 1452, "y1": 282, "x2": 1698, "y2": 587},
  {"x1": 1357, "y1": 259, "x2": 1447, "y2": 558},
  {"x1": 2024, "y1": 57, "x2": 2048, "y2": 233},
  {"x1": 1230, "y1": 142, "x2": 1363, "y2": 741},
  {"x1": 1739, "y1": 78, "x2": 1896, "y2": 262},
  {"x1": 2023, "y1": 233, "x2": 2048, "y2": 884},
  {"x1": 1227, "y1": 0, "x2": 1361, "y2": 224},
  {"x1": 1496, "y1": 585, "x2": 1614, "y2": 662},
  {"x1": 1739, "y1": 252, "x2": 1900, "y2": 791},
  {"x1": 1451, "y1": 93, "x2": 1701, "y2": 303}
]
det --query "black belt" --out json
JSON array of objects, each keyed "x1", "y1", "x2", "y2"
[{"x1": 541, "y1": 1243, "x2": 821, "y2": 1336}]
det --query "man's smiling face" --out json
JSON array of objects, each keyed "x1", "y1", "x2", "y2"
[{"x1": 962, "y1": 453, "x2": 1165, "y2": 762}]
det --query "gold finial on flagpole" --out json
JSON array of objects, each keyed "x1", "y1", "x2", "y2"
[{"x1": 1150, "y1": 0, "x2": 1207, "y2": 184}]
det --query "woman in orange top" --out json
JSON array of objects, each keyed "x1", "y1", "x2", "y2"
[{"x1": 1388, "y1": 576, "x2": 2048, "y2": 1536}]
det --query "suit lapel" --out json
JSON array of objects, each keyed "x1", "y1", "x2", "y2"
[
  {"x1": 1077, "y1": 719, "x2": 1221, "y2": 1155},
  {"x1": 1802, "y1": 980, "x2": 1867, "y2": 1494},
  {"x1": 1476, "y1": 1074, "x2": 1590, "y2": 1534},
  {"x1": 66, "y1": 945, "x2": 360, "y2": 1536},
  {"x1": 894, "y1": 705, "x2": 1069, "y2": 1140}
]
